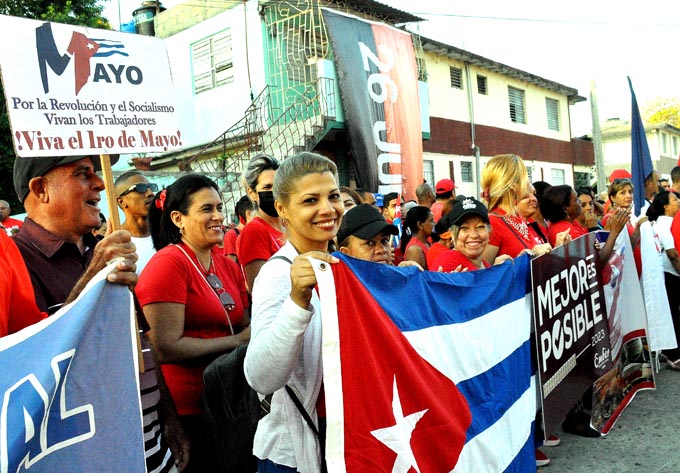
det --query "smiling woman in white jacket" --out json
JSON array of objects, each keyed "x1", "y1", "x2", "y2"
[{"x1": 244, "y1": 152, "x2": 344, "y2": 473}]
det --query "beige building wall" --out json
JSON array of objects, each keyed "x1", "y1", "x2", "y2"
[{"x1": 423, "y1": 51, "x2": 573, "y2": 143}]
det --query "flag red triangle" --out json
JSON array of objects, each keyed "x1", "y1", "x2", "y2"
[{"x1": 333, "y1": 265, "x2": 471, "y2": 471}]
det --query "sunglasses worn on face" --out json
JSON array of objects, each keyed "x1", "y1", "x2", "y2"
[
  {"x1": 118, "y1": 182, "x2": 159, "y2": 197},
  {"x1": 205, "y1": 274, "x2": 236, "y2": 310}
]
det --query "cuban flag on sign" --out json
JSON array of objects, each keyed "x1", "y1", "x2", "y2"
[{"x1": 313, "y1": 253, "x2": 536, "y2": 472}]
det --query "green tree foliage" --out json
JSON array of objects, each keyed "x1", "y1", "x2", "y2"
[
  {"x1": 642, "y1": 97, "x2": 680, "y2": 128},
  {"x1": 0, "y1": 0, "x2": 110, "y2": 28},
  {"x1": 0, "y1": 1, "x2": 110, "y2": 213}
]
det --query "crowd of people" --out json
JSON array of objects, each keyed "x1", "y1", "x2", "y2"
[{"x1": 2, "y1": 150, "x2": 678, "y2": 472}]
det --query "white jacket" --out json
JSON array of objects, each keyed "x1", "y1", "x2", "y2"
[{"x1": 244, "y1": 242, "x2": 323, "y2": 472}]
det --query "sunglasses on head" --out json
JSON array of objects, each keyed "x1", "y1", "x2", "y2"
[
  {"x1": 118, "y1": 182, "x2": 159, "y2": 197},
  {"x1": 205, "y1": 274, "x2": 236, "y2": 310},
  {"x1": 612, "y1": 178, "x2": 632, "y2": 185}
]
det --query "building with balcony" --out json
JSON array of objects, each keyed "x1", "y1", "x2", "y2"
[{"x1": 125, "y1": 0, "x2": 592, "y2": 214}]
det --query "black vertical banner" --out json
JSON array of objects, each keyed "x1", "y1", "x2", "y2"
[
  {"x1": 531, "y1": 233, "x2": 612, "y2": 437},
  {"x1": 322, "y1": 9, "x2": 423, "y2": 199},
  {"x1": 323, "y1": 9, "x2": 382, "y2": 192}
]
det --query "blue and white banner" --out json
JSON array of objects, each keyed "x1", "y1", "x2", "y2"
[
  {"x1": 0, "y1": 267, "x2": 145, "y2": 472},
  {"x1": 315, "y1": 254, "x2": 535, "y2": 472}
]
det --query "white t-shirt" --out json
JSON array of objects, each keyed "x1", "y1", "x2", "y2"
[
  {"x1": 653, "y1": 216, "x2": 679, "y2": 277},
  {"x1": 132, "y1": 235, "x2": 156, "y2": 274}
]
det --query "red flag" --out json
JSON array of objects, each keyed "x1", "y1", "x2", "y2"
[{"x1": 67, "y1": 32, "x2": 100, "y2": 95}]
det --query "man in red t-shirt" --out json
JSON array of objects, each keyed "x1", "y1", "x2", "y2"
[
  {"x1": 430, "y1": 179, "x2": 457, "y2": 223},
  {"x1": 224, "y1": 195, "x2": 255, "y2": 263}
]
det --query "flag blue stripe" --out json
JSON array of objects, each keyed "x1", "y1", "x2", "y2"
[
  {"x1": 334, "y1": 253, "x2": 531, "y2": 331},
  {"x1": 94, "y1": 51, "x2": 130, "y2": 57},
  {"x1": 503, "y1": 425, "x2": 535, "y2": 473},
  {"x1": 628, "y1": 76, "x2": 654, "y2": 217},
  {"x1": 458, "y1": 340, "x2": 533, "y2": 441}
]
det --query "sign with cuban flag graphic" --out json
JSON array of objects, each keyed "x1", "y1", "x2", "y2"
[
  {"x1": 0, "y1": 14, "x2": 180, "y2": 156},
  {"x1": 313, "y1": 254, "x2": 536, "y2": 472},
  {"x1": 0, "y1": 265, "x2": 145, "y2": 472}
]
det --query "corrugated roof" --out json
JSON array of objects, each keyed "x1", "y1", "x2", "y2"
[
  {"x1": 326, "y1": 0, "x2": 423, "y2": 23},
  {"x1": 419, "y1": 36, "x2": 586, "y2": 104}
]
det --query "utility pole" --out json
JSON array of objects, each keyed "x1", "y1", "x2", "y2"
[{"x1": 590, "y1": 80, "x2": 607, "y2": 194}]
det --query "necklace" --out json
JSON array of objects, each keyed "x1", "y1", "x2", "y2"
[{"x1": 503, "y1": 215, "x2": 529, "y2": 240}]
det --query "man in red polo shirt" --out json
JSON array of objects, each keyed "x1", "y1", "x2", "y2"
[{"x1": 430, "y1": 179, "x2": 457, "y2": 223}]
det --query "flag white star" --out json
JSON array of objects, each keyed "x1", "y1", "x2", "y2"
[
  {"x1": 87, "y1": 42, "x2": 95, "y2": 50},
  {"x1": 370, "y1": 376, "x2": 428, "y2": 473}
]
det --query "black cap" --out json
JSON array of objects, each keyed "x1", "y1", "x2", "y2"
[
  {"x1": 337, "y1": 204, "x2": 398, "y2": 244},
  {"x1": 14, "y1": 155, "x2": 119, "y2": 202},
  {"x1": 448, "y1": 197, "x2": 489, "y2": 226}
]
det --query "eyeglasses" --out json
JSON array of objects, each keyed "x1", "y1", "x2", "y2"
[
  {"x1": 205, "y1": 274, "x2": 236, "y2": 311},
  {"x1": 118, "y1": 182, "x2": 159, "y2": 197}
]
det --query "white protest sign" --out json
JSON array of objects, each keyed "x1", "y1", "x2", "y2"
[{"x1": 0, "y1": 14, "x2": 181, "y2": 156}]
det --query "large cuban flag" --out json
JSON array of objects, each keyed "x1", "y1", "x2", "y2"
[
  {"x1": 313, "y1": 253, "x2": 536, "y2": 472},
  {"x1": 0, "y1": 265, "x2": 146, "y2": 472}
]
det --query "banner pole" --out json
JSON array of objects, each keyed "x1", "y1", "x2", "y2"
[
  {"x1": 100, "y1": 154, "x2": 120, "y2": 230},
  {"x1": 100, "y1": 153, "x2": 145, "y2": 373}
]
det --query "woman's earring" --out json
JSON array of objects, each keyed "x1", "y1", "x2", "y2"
[{"x1": 179, "y1": 227, "x2": 184, "y2": 235}]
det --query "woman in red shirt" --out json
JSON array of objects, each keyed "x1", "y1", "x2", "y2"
[
  {"x1": 400, "y1": 205, "x2": 434, "y2": 270},
  {"x1": 432, "y1": 197, "x2": 511, "y2": 272},
  {"x1": 540, "y1": 185, "x2": 589, "y2": 247},
  {"x1": 137, "y1": 174, "x2": 250, "y2": 472},
  {"x1": 601, "y1": 178, "x2": 644, "y2": 275},
  {"x1": 237, "y1": 154, "x2": 285, "y2": 292},
  {"x1": 481, "y1": 154, "x2": 571, "y2": 266}
]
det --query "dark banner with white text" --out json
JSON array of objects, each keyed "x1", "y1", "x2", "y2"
[
  {"x1": 322, "y1": 9, "x2": 423, "y2": 201},
  {"x1": 532, "y1": 233, "x2": 612, "y2": 436},
  {"x1": 532, "y1": 231, "x2": 655, "y2": 437}
]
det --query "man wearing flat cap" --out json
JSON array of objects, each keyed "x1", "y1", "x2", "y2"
[
  {"x1": 13, "y1": 155, "x2": 137, "y2": 313},
  {"x1": 12, "y1": 154, "x2": 190, "y2": 472}
]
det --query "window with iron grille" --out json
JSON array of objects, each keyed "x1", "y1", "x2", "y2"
[
  {"x1": 508, "y1": 86, "x2": 526, "y2": 123},
  {"x1": 460, "y1": 161, "x2": 473, "y2": 182},
  {"x1": 191, "y1": 29, "x2": 234, "y2": 94},
  {"x1": 477, "y1": 75, "x2": 487, "y2": 95},
  {"x1": 449, "y1": 66, "x2": 463, "y2": 89},
  {"x1": 423, "y1": 160, "x2": 435, "y2": 186},
  {"x1": 527, "y1": 166, "x2": 533, "y2": 182},
  {"x1": 546, "y1": 98, "x2": 560, "y2": 131},
  {"x1": 551, "y1": 168, "x2": 566, "y2": 185}
]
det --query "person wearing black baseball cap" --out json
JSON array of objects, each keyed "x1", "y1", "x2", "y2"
[
  {"x1": 431, "y1": 197, "x2": 511, "y2": 272},
  {"x1": 337, "y1": 204, "x2": 399, "y2": 264},
  {"x1": 336, "y1": 204, "x2": 423, "y2": 269}
]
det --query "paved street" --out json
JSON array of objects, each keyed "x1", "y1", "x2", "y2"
[{"x1": 545, "y1": 365, "x2": 680, "y2": 472}]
